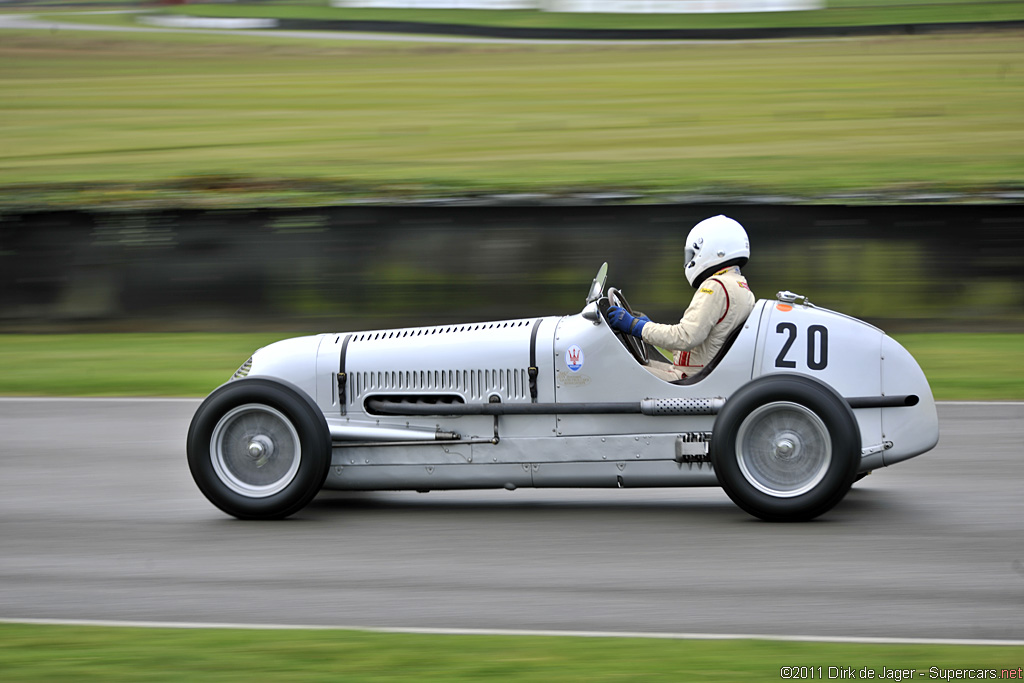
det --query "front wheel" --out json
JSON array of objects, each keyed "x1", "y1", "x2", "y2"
[
  {"x1": 187, "y1": 378, "x2": 331, "y2": 519},
  {"x1": 711, "y1": 374, "x2": 860, "y2": 522}
]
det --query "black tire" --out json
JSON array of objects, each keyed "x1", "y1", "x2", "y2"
[
  {"x1": 711, "y1": 374, "x2": 860, "y2": 522},
  {"x1": 187, "y1": 378, "x2": 331, "y2": 520}
]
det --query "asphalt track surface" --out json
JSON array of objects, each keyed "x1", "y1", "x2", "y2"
[{"x1": 1, "y1": 398, "x2": 1022, "y2": 641}]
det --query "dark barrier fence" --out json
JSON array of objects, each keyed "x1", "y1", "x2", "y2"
[
  {"x1": 2, "y1": 204, "x2": 1023, "y2": 332},
  {"x1": 271, "y1": 18, "x2": 1024, "y2": 41}
]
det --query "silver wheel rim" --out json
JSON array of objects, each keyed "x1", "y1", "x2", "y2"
[
  {"x1": 210, "y1": 403, "x2": 301, "y2": 498},
  {"x1": 735, "y1": 401, "x2": 831, "y2": 498}
]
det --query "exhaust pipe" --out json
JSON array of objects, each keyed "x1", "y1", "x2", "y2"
[{"x1": 329, "y1": 424, "x2": 459, "y2": 443}]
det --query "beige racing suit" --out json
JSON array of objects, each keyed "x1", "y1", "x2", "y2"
[{"x1": 640, "y1": 266, "x2": 755, "y2": 381}]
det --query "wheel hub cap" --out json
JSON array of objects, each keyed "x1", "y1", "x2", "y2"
[
  {"x1": 247, "y1": 435, "x2": 274, "y2": 467},
  {"x1": 209, "y1": 404, "x2": 302, "y2": 498},
  {"x1": 735, "y1": 401, "x2": 832, "y2": 498},
  {"x1": 773, "y1": 437, "x2": 797, "y2": 459}
]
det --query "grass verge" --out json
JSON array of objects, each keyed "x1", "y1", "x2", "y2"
[
  {"x1": 0, "y1": 623, "x2": 1021, "y2": 682},
  {"x1": 0, "y1": 333, "x2": 289, "y2": 397},
  {"x1": 892, "y1": 333, "x2": 1024, "y2": 401},
  {"x1": 0, "y1": 28, "x2": 1021, "y2": 207},
  {"x1": 0, "y1": 332, "x2": 1020, "y2": 398}
]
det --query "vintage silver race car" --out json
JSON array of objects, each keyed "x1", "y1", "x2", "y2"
[{"x1": 187, "y1": 263, "x2": 938, "y2": 522}]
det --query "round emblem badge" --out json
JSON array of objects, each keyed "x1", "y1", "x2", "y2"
[{"x1": 565, "y1": 344, "x2": 584, "y2": 372}]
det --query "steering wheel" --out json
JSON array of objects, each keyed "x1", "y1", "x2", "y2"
[{"x1": 605, "y1": 287, "x2": 649, "y2": 366}]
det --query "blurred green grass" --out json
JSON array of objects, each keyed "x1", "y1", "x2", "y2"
[
  {"x1": 0, "y1": 623, "x2": 1021, "y2": 681},
  {"x1": 0, "y1": 333, "x2": 289, "y2": 397},
  {"x1": 0, "y1": 28, "x2": 1021, "y2": 206},
  {"x1": 166, "y1": 0, "x2": 1024, "y2": 29},
  {"x1": 895, "y1": 333, "x2": 1024, "y2": 400},
  {"x1": 0, "y1": 332, "x2": 1020, "y2": 398}
]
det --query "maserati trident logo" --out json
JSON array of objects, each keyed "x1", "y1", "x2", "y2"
[{"x1": 566, "y1": 344, "x2": 584, "y2": 372}]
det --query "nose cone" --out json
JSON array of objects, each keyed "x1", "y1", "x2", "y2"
[
  {"x1": 247, "y1": 334, "x2": 326, "y2": 402},
  {"x1": 880, "y1": 335, "x2": 939, "y2": 466}
]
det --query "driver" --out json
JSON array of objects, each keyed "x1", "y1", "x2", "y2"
[{"x1": 606, "y1": 215, "x2": 755, "y2": 382}]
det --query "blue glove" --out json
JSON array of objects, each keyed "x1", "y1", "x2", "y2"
[{"x1": 606, "y1": 306, "x2": 649, "y2": 338}]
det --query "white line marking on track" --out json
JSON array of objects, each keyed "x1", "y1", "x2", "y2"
[
  {"x1": 938, "y1": 401, "x2": 1024, "y2": 406},
  {"x1": 2, "y1": 619, "x2": 1023, "y2": 646}
]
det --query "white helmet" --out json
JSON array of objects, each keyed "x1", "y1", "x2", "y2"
[{"x1": 683, "y1": 215, "x2": 750, "y2": 287}]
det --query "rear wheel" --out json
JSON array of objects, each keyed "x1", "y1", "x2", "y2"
[
  {"x1": 711, "y1": 374, "x2": 860, "y2": 521},
  {"x1": 187, "y1": 378, "x2": 331, "y2": 520}
]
